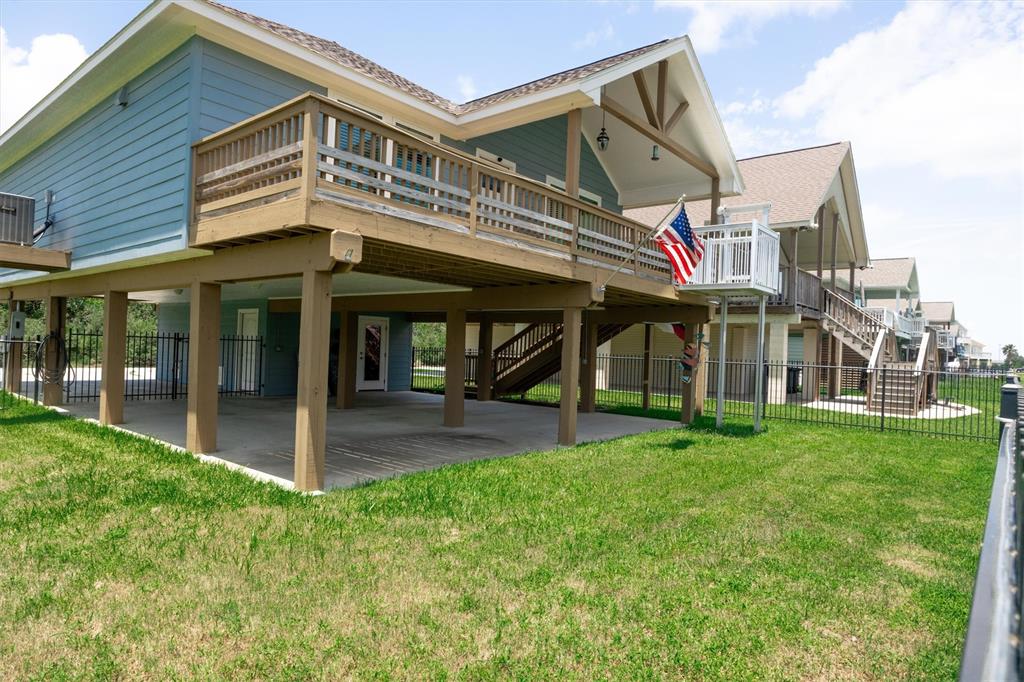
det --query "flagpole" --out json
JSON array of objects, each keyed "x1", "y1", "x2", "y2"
[{"x1": 598, "y1": 195, "x2": 686, "y2": 293}]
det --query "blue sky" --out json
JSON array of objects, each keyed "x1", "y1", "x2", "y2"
[{"x1": 1, "y1": 0, "x2": 1022, "y2": 354}]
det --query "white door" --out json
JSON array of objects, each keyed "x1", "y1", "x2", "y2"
[
  {"x1": 357, "y1": 316, "x2": 389, "y2": 391},
  {"x1": 236, "y1": 308, "x2": 259, "y2": 393}
]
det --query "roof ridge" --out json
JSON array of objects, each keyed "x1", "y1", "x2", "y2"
[
  {"x1": 738, "y1": 141, "x2": 847, "y2": 162},
  {"x1": 202, "y1": 0, "x2": 679, "y2": 116},
  {"x1": 460, "y1": 37, "x2": 675, "y2": 108}
]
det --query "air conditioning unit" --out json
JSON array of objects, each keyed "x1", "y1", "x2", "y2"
[{"x1": 0, "y1": 193, "x2": 35, "y2": 246}]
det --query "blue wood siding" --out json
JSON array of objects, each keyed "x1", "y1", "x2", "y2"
[
  {"x1": 261, "y1": 310, "x2": 411, "y2": 396},
  {"x1": 193, "y1": 39, "x2": 325, "y2": 138},
  {"x1": 0, "y1": 43, "x2": 194, "y2": 280},
  {"x1": 0, "y1": 38, "x2": 323, "y2": 282},
  {"x1": 443, "y1": 115, "x2": 621, "y2": 213}
]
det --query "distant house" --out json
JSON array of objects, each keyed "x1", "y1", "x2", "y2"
[
  {"x1": 921, "y1": 302, "x2": 989, "y2": 368},
  {"x1": 610, "y1": 142, "x2": 872, "y2": 402}
]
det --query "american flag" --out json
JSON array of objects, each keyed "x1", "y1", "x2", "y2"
[{"x1": 654, "y1": 204, "x2": 704, "y2": 285}]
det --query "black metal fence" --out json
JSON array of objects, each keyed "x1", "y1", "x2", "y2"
[
  {"x1": 411, "y1": 347, "x2": 1005, "y2": 442},
  {"x1": 959, "y1": 382, "x2": 1021, "y2": 679},
  {"x1": 0, "y1": 338, "x2": 42, "y2": 407},
  {"x1": 0, "y1": 332, "x2": 264, "y2": 404}
]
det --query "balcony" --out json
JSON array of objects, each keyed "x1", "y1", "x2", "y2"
[
  {"x1": 190, "y1": 93, "x2": 771, "y2": 305},
  {"x1": 862, "y1": 307, "x2": 925, "y2": 340},
  {"x1": 190, "y1": 94, "x2": 687, "y2": 293},
  {"x1": 678, "y1": 221, "x2": 781, "y2": 297},
  {"x1": 935, "y1": 329, "x2": 956, "y2": 351}
]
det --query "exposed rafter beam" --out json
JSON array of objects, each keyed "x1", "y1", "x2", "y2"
[
  {"x1": 656, "y1": 60, "x2": 668, "y2": 130},
  {"x1": 632, "y1": 71, "x2": 660, "y2": 129},
  {"x1": 665, "y1": 100, "x2": 689, "y2": 134},
  {"x1": 600, "y1": 95, "x2": 718, "y2": 178}
]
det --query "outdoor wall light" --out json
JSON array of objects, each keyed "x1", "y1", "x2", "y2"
[{"x1": 651, "y1": 144, "x2": 660, "y2": 161}]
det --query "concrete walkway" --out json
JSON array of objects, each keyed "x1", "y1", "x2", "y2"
[{"x1": 62, "y1": 392, "x2": 673, "y2": 489}]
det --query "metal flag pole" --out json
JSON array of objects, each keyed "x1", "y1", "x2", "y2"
[{"x1": 598, "y1": 195, "x2": 686, "y2": 293}]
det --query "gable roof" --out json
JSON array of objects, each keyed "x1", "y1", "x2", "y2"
[
  {"x1": 0, "y1": 0, "x2": 742, "y2": 201},
  {"x1": 921, "y1": 301, "x2": 956, "y2": 323},
  {"x1": 201, "y1": 1, "x2": 678, "y2": 117},
  {"x1": 856, "y1": 257, "x2": 918, "y2": 290},
  {"x1": 626, "y1": 142, "x2": 849, "y2": 228}
]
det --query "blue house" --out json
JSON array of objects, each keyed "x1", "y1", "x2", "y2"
[{"x1": 0, "y1": 0, "x2": 751, "y2": 490}]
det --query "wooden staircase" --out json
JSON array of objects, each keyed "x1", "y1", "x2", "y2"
[
  {"x1": 490, "y1": 321, "x2": 631, "y2": 397},
  {"x1": 821, "y1": 289, "x2": 887, "y2": 360},
  {"x1": 866, "y1": 330, "x2": 940, "y2": 415}
]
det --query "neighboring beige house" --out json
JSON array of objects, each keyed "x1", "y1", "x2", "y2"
[
  {"x1": 611, "y1": 142, "x2": 871, "y2": 402},
  {"x1": 827, "y1": 256, "x2": 926, "y2": 358},
  {"x1": 921, "y1": 302, "x2": 989, "y2": 368}
]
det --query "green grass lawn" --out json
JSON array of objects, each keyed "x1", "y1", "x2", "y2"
[{"x1": 0, "y1": 397, "x2": 994, "y2": 679}]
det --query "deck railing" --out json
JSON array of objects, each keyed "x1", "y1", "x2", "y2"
[
  {"x1": 863, "y1": 307, "x2": 924, "y2": 339},
  {"x1": 823, "y1": 289, "x2": 886, "y2": 347},
  {"x1": 935, "y1": 329, "x2": 956, "y2": 350},
  {"x1": 682, "y1": 221, "x2": 780, "y2": 294},
  {"x1": 191, "y1": 94, "x2": 675, "y2": 281}
]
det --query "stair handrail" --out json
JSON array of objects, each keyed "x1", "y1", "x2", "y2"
[
  {"x1": 492, "y1": 323, "x2": 562, "y2": 380},
  {"x1": 865, "y1": 327, "x2": 892, "y2": 410},
  {"x1": 912, "y1": 329, "x2": 937, "y2": 410},
  {"x1": 823, "y1": 289, "x2": 887, "y2": 347}
]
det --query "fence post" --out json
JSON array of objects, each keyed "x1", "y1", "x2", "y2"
[
  {"x1": 171, "y1": 333, "x2": 181, "y2": 400},
  {"x1": 880, "y1": 367, "x2": 886, "y2": 432}
]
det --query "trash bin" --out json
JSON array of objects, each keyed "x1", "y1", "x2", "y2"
[{"x1": 786, "y1": 366, "x2": 800, "y2": 394}]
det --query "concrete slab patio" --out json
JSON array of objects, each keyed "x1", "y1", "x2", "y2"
[{"x1": 61, "y1": 391, "x2": 674, "y2": 489}]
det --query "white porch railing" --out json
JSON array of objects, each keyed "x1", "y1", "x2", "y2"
[
  {"x1": 863, "y1": 307, "x2": 926, "y2": 339},
  {"x1": 935, "y1": 329, "x2": 956, "y2": 350},
  {"x1": 681, "y1": 221, "x2": 781, "y2": 296}
]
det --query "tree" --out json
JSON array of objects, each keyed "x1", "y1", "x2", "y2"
[{"x1": 1002, "y1": 344, "x2": 1023, "y2": 369}]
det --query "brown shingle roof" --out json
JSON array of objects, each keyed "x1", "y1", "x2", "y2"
[
  {"x1": 204, "y1": 0, "x2": 670, "y2": 116},
  {"x1": 626, "y1": 142, "x2": 849, "y2": 227},
  {"x1": 921, "y1": 301, "x2": 956, "y2": 322},
  {"x1": 855, "y1": 257, "x2": 916, "y2": 289}
]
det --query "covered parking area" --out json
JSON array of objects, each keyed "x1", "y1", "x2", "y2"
[
  {"x1": 2, "y1": 232, "x2": 710, "y2": 492},
  {"x1": 60, "y1": 391, "x2": 672, "y2": 489}
]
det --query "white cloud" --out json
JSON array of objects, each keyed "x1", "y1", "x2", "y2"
[
  {"x1": 573, "y1": 21, "x2": 615, "y2": 50},
  {"x1": 655, "y1": 0, "x2": 843, "y2": 53},
  {"x1": 0, "y1": 26, "x2": 88, "y2": 134},
  {"x1": 774, "y1": 1, "x2": 1024, "y2": 180},
  {"x1": 455, "y1": 74, "x2": 477, "y2": 102}
]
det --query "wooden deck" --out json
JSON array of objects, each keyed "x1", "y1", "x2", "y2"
[{"x1": 189, "y1": 93, "x2": 697, "y2": 306}]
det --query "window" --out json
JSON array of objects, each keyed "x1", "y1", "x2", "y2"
[
  {"x1": 476, "y1": 148, "x2": 515, "y2": 193},
  {"x1": 545, "y1": 175, "x2": 602, "y2": 207}
]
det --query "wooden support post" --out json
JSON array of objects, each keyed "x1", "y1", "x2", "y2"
[
  {"x1": 753, "y1": 296, "x2": 767, "y2": 432},
  {"x1": 294, "y1": 269, "x2": 332, "y2": 492},
  {"x1": 816, "y1": 206, "x2": 825, "y2": 279},
  {"x1": 830, "y1": 213, "x2": 839, "y2": 293},
  {"x1": 186, "y1": 282, "x2": 221, "y2": 453},
  {"x1": 716, "y1": 299, "x2": 728, "y2": 429},
  {"x1": 802, "y1": 327, "x2": 818, "y2": 402},
  {"x1": 693, "y1": 323, "x2": 709, "y2": 415},
  {"x1": 5, "y1": 300, "x2": 23, "y2": 394},
  {"x1": 788, "y1": 230, "x2": 799, "y2": 305},
  {"x1": 565, "y1": 109, "x2": 581, "y2": 198},
  {"x1": 477, "y1": 314, "x2": 493, "y2": 401},
  {"x1": 336, "y1": 310, "x2": 357, "y2": 409},
  {"x1": 558, "y1": 307, "x2": 582, "y2": 445},
  {"x1": 444, "y1": 308, "x2": 466, "y2": 427},
  {"x1": 580, "y1": 317, "x2": 598, "y2": 413},
  {"x1": 709, "y1": 177, "x2": 721, "y2": 226},
  {"x1": 42, "y1": 295, "x2": 66, "y2": 406},
  {"x1": 828, "y1": 335, "x2": 843, "y2": 399},
  {"x1": 848, "y1": 261, "x2": 856, "y2": 301},
  {"x1": 99, "y1": 291, "x2": 128, "y2": 426},
  {"x1": 641, "y1": 323, "x2": 653, "y2": 411},
  {"x1": 681, "y1": 322, "x2": 698, "y2": 425}
]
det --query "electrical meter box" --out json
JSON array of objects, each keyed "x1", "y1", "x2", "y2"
[{"x1": 8, "y1": 311, "x2": 26, "y2": 340}]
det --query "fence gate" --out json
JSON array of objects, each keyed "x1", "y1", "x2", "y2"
[{"x1": 62, "y1": 331, "x2": 264, "y2": 402}]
